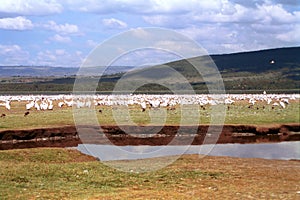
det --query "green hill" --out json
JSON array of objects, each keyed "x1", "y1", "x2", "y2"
[
  {"x1": 212, "y1": 47, "x2": 300, "y2": 72},
  {"x1": 0, "y1": 47, "x2": 299, "y2": 94},
  {"x1": 115, "y1": 46, "x2": 299, "y2": 93}
]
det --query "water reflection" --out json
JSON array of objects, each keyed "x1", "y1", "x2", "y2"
[{"x1": 78, "y1": 141, "x2": 300, "y2": 161}]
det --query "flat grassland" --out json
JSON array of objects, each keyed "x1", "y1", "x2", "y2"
[
  {"x1": 0, "y1": 100, "x2": 299, "y2": 199},
  {"x1": 0, "y1": 100, "x2": 299, "y2": 130},
  {"x1": 0, "y1": 148, "x2": 299, "y2": 199}
]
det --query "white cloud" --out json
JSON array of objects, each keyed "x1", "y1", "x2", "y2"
[
  {"x1": 65, "y1": 0, "x2": 148, "y2": 14},
  {"x1": 0, "y1": 0, "x2": 62, "y2": 17},
  {"x1": 36, "y1": 49, "x2": 83, "y2": 67},
  {"x1": 0, "y1": 16, "x2": 33, "y2": 30},
  {"x1": 142, "y1": 4, "x2": 252, "y2": 26},
  {"x1": 0, "y1": 44, "x2": 30, "y2": 65},
  {"x1": 137, "y1": 0, "x2": 300, "y2": 54},
  {"x1": 65, "y1": 0, "x2": 223, "y2": 15},
  {"x1": 274, "y1": 0, "x2": 300, "y2": 6},
  {"x1": 0, "y1": 0, "x2": 299, "y2": 67},
  {"x1": 102, "y1": 18, "x2": 127, "y2": 29},
  {"x1": 0, "y1": 44, "x2": 21, "y2": 55},
  {"x1": 130, "y1": 27, "x2": 151, "y2": 39},
  {"x1": 76, "y1": 51, "x2": 82, "y2": 56},
  {"x1": 86, "y1": 39, "x2": 98, "y2": 48},
  {"x1": 219, "y1": 43, "x2": 248, "y2": 53},
  {"x1": 221, "y1": 0, "x2": 237, "y2": 15},
  {"x1": 37, "y1": 50, "x2": 56, "y2": 65},
  {"x1": 111, "y1": 48, "x2": 180, "y2": 67},
  {"x1": 49, "y1": 34, "x2": 71, "y2": 43},
  {"x1": 153, "y1": 40, "x2": 203, "y2": 57},
  {"x1": 256, "y1": 3, "x2": 298, "y2": 24},
  {"x1": 64, "y1": 0, "x2": 300, "y2": 55},
  {"x1": 179, "y1": 26, "x2": 222, "y2": 42},
  {"x1": 43, "y1": 20, "x2": 79, "y2": 35},
  {"x1": 178, "y1": 25, "x2": 277, "y2": 54},
  {"x1": 55, "y1": 49, "x2": 66, "y2": 56},
  {"x1": 276, "y1": 24, "x2": 300, "y2": 43},
  {"x1": 141, "y1": 1, "x2": 299, "y2": 27},
  {"x1": 143, "y1": 15, "x2": 171, "y2": 26}
]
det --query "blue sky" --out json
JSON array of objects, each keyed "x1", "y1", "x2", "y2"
[{"x1": 0, "y1": 0, "x2": 299, "y2": 67}]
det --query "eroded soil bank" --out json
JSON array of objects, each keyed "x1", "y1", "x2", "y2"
[{"x1": 0, "y1": 124, "x2": 299, "y2": 150}]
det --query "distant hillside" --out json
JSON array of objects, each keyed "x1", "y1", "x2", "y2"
[
  {"x1": 0, "y1": 47, "x2": 299, "y2": 94},
  {"x1": 162, "y1": 46, "x2": 300, "y2": 77},
  {"x1": 0, "y1": 66, "x2": 134, "y2": 77},
  {"x1": 117, "y1": 46, "x2": 300, "y2": 93},
  {"x1": 211, "y1": 47, "x2": 300, "y2": 72},
  {"x1": 0, "y1": 66, "x2": 78, "y2": 77}
]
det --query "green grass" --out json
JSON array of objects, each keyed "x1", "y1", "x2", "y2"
[
  {"x1": 1, "y1": 148, "x2": 299, "y2": 199},
  {"x1": 0, "y1": 148, "x2": 224, "y2": 199},
  {"x1": 223, "y1": 101, "x2": 300, "y2": 124},
  {"x1": 0, "y1": 100, "x2": 299, "y2": 130}
]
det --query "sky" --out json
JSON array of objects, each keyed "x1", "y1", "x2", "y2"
[{"x1": 0, "y1": 0, "x2": 299, "y2": 67}]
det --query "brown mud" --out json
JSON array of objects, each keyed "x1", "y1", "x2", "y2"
[{"x1": 0, "y1": 124, "x2": 299, "y2": 150}]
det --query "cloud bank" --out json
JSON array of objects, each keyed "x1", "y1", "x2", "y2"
[{"x1": 0, "y1": 0, "x2": 299, "y2": 66}]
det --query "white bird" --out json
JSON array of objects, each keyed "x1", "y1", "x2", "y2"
[
  {"x1": 224, "y1": 98, "x2": 234, "y2": 104},
  {"x1": 75, "y1": 99, "x2": 85, "y2": 108},
  {"x1": 64, "y1": 99, "x2": 73, "y2": 107},
  {"x1": 279, "y1": 101, "x2": 286, "y2": 109},
  {"x1": 34, "y1": 101, "x2": 40, "y2": 111},
  {"x1": 26, "y1": 101, "x2": 35, "y2": 110},
  {"x1": 48, "y1": 103, "x2": 54, "y2": 110},
  {"x1": 4, "y1": 101, "x2": 11, "y2": 110},
  {"x1": 140, "y1": 101, "x2": 147, "y2": 112},
  {"x1": 281, "y1": 98, "x2": 289, "y2": 104},
  {"x1": 58, "y1": 102, "x2": 64, "y2": 108},
  {"x1": 150, "y1": 100, "x2": 160, "y2": 109},
  {"x1": 249, "y1": 98, "x2": 256, "y2": 105},
  {"x1": 40, "y1": 101, "x2": 48, "y2": 110},
  {"x1": 85, "y1": 100, "x2": 92, "y2": 108},
  {"x1": 267, "y1": 98, "x2": 272, "y2": 105},
  {"x1": 0, "y1": 101, "x2": 11, "y2": 110}
]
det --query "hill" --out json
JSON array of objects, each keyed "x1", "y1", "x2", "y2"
[
  {"x1": 0, "y1": 66, "x2": 78, "y2": 77},
  {"x1": 0, "y1": 66, "x2": 134, "y2": 77},
  {"x1": 0, "y1": 47, "x2": 299, "y2": 94},
  {"x1": 212, "y1": 46, "x2": 300, "y2": 72},
  {"x1": 114, "y1": 46, "x2": 300, "y2": 93}
]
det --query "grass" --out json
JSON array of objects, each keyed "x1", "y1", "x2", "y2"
[
  {"x1": 0, "y1": 100, "x2": 299, "y2": 130},
  {"x1": 0, "y1": 148, "x2": 222, "y2": 199},
  {"x1": 0, "y1": 148, "x2": 299, "y2": 199}
]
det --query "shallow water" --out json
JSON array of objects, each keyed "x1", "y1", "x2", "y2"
[{"x1": 78, "y1": 141, "x2": 300, "y2": 161}]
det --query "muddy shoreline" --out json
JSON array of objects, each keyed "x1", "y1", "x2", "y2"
[{"x1": 0, "y1": 124, "x2": 299, "y2": 150}]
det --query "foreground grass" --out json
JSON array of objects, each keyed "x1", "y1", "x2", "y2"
[
  {"x1": 0, "y1": 100, "x2": 299, "y2": 130},
  {"x1": 0, "y1": 148, "x2": 299, "y2": 199}
]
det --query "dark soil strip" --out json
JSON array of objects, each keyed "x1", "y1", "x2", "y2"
[{"x1": 0, "y1": 124, "x2": 299, "y2": 150}]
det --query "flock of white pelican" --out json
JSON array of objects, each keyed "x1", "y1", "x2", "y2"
[{"x1": 0, "y1": 93, "x2": 298, "y2": 114}]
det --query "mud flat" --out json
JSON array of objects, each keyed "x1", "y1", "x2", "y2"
[{"x1": 0, "y1": 124, "x2": 299, "y2": 150}]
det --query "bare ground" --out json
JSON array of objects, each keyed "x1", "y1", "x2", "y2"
[
  {"x1": 102, "y1": 154, "x2": 300, "y2": 199},
  {"x1": 0, "y1": 123, "x2": 299, "y2": 150}
]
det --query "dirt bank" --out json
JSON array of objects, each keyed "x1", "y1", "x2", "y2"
[{"x1": 0, "y1": 124, "x2": 299, "y2": 150}]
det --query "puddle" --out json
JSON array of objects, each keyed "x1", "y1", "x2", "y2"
[{"x1": 78, "y1": 141, "x2": 300, "y2": 161}]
